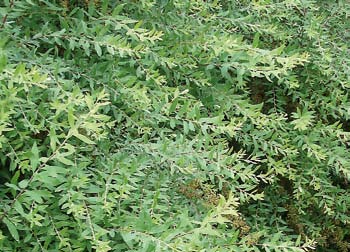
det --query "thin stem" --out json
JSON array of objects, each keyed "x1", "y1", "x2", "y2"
[{"x1": 1, "y1": 0, "x2": 14, "y2": 29}]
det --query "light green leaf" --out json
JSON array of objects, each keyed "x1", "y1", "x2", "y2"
[
  {"x1": 56, "y1": 156, "x2": 75, "y2": 166},
  {"x1": 30, "y1": 142, "x2": 39, "y2": 170},
  {"x1": 18, "y1": 179, "x2": 29, "y2": 189},
  {"x1": 73, "y1": 131, "x2": 95, "y2": 144},
  {"x1": 95, "y1": 43, "x2": 102, "y2": 57}
]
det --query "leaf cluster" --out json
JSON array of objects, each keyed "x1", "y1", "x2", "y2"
[{"x1": 0, "y1": 0, "x2": 349, "y2": 251}]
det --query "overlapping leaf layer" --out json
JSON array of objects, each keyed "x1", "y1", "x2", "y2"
[{"x1": 0, "y1": 1, "x2": 349, "y2": 251}]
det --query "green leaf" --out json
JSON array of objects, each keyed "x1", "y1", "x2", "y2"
[
  {"x1": 73, "y1": 131, "x2": 95, "y2": 144},
  {"x1": 120, "y1": 232, "x2": 136, "y2": 249},
  {"x1": 24, "y1": 191, "x2": 43, "y2": 203},
  {"x1": 183, "y1": 121, "x2": 189, "y2": 134},
  {"x1": 0, "y1": 53, "x2": 7, "y2": 72},
  {"x1": 30, "y1": 142, "x2": 39, "y2": 171},
  {"x1": 112, "y1": 4, "x2": 125, "y2": 16},
  {"x1": 3, "y1": 218, "x2": 19, "y2": 241},
  {"x1": 170, "y1": 118, "x2": 176, "y2": 129},
  {"x1": 252, "y1": 33, "x2": 260, "y2": 48},
  {"x1": 95, "y1": 43, "x2": 102, "y2": 57},
  {"x1": 68, "y1": 108, "x2": 75, "y2": 128},
  {"x1": 169, "y1": 98, "x2": 178, "y2": 114},
  {"x1": 13, "y1": 201, "x2": 26, "y2": 217},
  {"x1": 56, "y1": 156, "x2": 75, "y2": 166},
  {"x1": 18, "y1": 179, "x2": 29, "y2": 189}
]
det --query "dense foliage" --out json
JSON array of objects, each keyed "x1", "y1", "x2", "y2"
[{"x1": 0, "y1": 0, "x2": 350, "y2": 251}]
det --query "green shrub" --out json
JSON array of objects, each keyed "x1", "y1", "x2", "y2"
[{"x1": 0, "y1": 0, "x2": 349, "y2": 251}]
